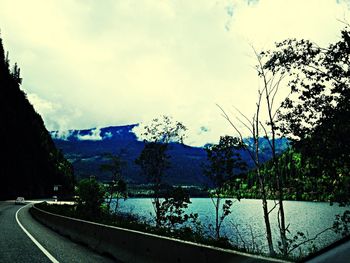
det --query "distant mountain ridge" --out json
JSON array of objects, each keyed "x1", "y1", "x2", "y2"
[
  {"x1": 51, "y1": 124, "x2": 138, "y2": 142},
  {"x1": 51, "y1": 125, "x2": 289, "y2": 187}
]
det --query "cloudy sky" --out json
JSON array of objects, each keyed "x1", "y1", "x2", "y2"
[{"x1": 0, "y1": 0, "x2": 349, "y2": 146}]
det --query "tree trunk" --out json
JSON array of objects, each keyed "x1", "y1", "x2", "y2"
[
  {"x1": 107, "y1": 189, "x2": 113, "y2": 212},
  {"x1": 276, "y1": 167, "x2": 288, "y2": 255},
  {"x1": 153, "y1": 181, "x2": 162, "y2": 228},
  {"x1": 270, "y1": 115, "x2": 288, "y2": 255},
  {"x1": 258, "y1": 169, "x2": 275, "y2": 256},
  {"x1": 255, "y1": 99, "x2": 275, "y2": 256},
  {"x1": 262, "y1": 60, "x2": 288, "y2": 256},
  {"x1": 279, "y1": 198, "x2": 288, "y2": 255},
  {"x1": 215, "y1": 197, "x2": 220, "y2": 239},
  {"x1": 114, "y1": 195, "x2": 120, "y2": 214}
]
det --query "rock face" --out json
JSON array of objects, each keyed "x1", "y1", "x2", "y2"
[{"x1": 0, "y1": 36, "x2": 74, "y2": 199}]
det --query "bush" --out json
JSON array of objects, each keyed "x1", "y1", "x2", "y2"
[{"x1": 76, "y1": 178, "x2": 105, "y2": 220}]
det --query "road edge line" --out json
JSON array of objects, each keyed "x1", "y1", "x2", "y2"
[{"x1": 15, "y1": 204, "x2": 60, "y2": 263}]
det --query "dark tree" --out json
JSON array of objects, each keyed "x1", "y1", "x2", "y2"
[
  {"x1": 100, "y1": 152, "x2": 127, "y2": 214},
  {"x1": 255, "y1": 26, "x2": 350, "y2": 255},
  {"x1": 76, "y1": 178, "x2": 105, "y2": 220},
  {"x1": 263, "y1": 26, "x2": 350, "y2": 205},
  {"x1": 204, "y1": 135, "x2": 246, "y2": 239},
  {"x1": 157, "y1": 186, "x2": 198, "y2": 230},
  {"x1": 135, "y1": 116, "x2": 186, "y2": 227}
]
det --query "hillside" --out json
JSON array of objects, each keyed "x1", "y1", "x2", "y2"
[
  {"x1": 0, "y1": 36, "x2": 74, "y2": 199},
  {"x1": 52, "y1": 125, "x2": 209, "y2": 186},
  {"x1": 52, "y1": 125, "x2": 289, "y2": 187}
]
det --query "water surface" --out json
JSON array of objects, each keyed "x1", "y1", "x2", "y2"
[{"x1": 114, "y1": 198, "x2": 348, "y2": 256}]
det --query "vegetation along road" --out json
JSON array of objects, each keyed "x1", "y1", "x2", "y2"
[{"x1": 0, "y1": 201, "x2": 116, "y2": 263}]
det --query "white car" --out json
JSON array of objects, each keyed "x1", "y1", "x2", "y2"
[{"x1": 15, "y1": 197, "x2": 25, "y2": 205}]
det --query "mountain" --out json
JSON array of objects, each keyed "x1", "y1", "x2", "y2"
[
  {"x1": 0, "y1": 35, "x2": 74, "y2": 199},
  {"x1": 51, "y1": 125, "x2": 289, "y2": 187},
  {"x1": 51, "y1": 125, "x2": 209, "y2": 186}
]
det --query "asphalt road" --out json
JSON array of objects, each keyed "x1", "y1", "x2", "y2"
[{"x1": 0, "y1": 201, "x2": 117, "y2": 263}]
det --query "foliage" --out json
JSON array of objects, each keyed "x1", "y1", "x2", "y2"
[
  {"x1": 204, "y1": 136, "x2": 246, "y2": 188},
  {"x1": 135, "y1": 142, "x2": 169, "y2": 186},
  {"x1": 263, "y1": 27, "x2": 350, "y2": 206},
  {"x1": 100, "y1": 151, "x2": 127, "y2": 213},
  {"x1": 76, "y1": 178, "x2": 105, "y2": 219},
  {"x1": 135, "y1": 115, "x2": 187, "y2": 227},
  {"x1": 333, "y1": 210, "x2": 350, "y2": 237},
  {"x1": 204, "y1": 135, "x2": 246, "y2": 239},
  {"x1": 232, "y1": 25, "x2": 350, "y2": 258},
  {"x1": 220, "y1": 27, "x2": 350, "y2": 256},
  {"x1": 157, "y1": 187, "x2": 199, "y2": 230},
  {"x1": 139, "y1": 115, "x2": 187, "y2": 144},
  {"x1": 229, "y1": 147, "x2": 349, "y2": 204}
]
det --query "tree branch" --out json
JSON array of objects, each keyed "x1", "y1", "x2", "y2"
[
  {"x1": 287, "y1": 227, "x2": 333, "y2": 254},
  {"x1": 268, "y1": 200, "x2": 278, "y2": 215}
]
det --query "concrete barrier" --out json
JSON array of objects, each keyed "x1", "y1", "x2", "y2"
[{"x1": 30, "y1": 204, "x2": 287, "y2": 263}]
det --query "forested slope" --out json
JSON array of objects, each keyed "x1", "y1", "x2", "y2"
[{"x1": 0, "y1": 35, "x2": 74, "y2": 199}]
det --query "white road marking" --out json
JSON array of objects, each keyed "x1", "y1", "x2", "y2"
[{"x1": 15, "y1": 204, "x2": 60, "y2": 263}]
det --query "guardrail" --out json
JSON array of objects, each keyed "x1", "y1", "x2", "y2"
[{"x1": 30, "y1": 204, "x2": 286, "y2": 263}]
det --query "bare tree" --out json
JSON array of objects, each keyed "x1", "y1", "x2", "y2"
[
  {"x1": 218, "y1": 91, "x2": 275, "y2": 255},
  {"x1": 254, "y1": 48, "x2": 289, "y2": 256},
  {"x1": 217, "y1": 48, "x2": 288, "y2": 256}
]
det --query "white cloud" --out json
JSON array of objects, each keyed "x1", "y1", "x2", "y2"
[
  {"x1": 229, "y1": 0, "x2": 348, "y2": 48},
  {"x1": 50, "y1": 130, "x2": 74, "y2": 141},
  {"x1": 27, "y1": 93, "x2": 58, "y2": 114},
  {"x1": 0, "y1": 0, "x2": 349, "y2": 146},
  {"x1": 77, "y1": 128, "x2": 103, "y2": 141}
]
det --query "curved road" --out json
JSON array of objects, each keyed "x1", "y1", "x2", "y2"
[{"x1": 0, "y1": 201, "x2": 117, "y2": 263}]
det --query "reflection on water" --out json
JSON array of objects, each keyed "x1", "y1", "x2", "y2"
[{"x1": 113, "y1": 198, "x2": 349, "y2": 255}]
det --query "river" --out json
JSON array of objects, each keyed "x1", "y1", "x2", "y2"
[{"x1": 113, "y1": 198, "x2": 349, "y2": 256}]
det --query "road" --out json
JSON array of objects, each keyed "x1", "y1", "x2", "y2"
[{"x1": 0, "y1": 201, "x2": 117, "y2": 263}]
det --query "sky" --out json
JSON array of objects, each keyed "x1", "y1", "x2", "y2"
[{"x1": 0, "y1": 0, "x2": 349, "y2": 146}]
